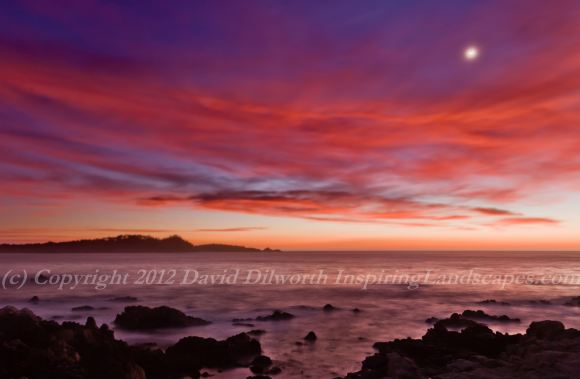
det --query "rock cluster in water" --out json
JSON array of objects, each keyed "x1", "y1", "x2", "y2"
[
  {"x1": 341, "y1": 312, "x2": 580, "y2": 379},
  {"x1": 0, "y1": 306, "x2": 267, "y2": 379},
  {"x1": 114, "y1": 305, "x2": 210, "y2": 330},
  {"x1": 426, "y1": 309, "x2": 520, "y2": 328}
]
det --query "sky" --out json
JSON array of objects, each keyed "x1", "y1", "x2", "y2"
[{"x1": 1, "y1": 0, "x2": 579, "y2": 250}]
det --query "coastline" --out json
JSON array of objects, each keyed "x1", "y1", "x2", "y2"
[{"x1": 2, "y1": 303, "x2": 580, "y2": 379}]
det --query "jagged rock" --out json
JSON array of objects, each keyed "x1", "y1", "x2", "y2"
[
  {"x1": 340, "y1": 314, "x2": 580, "y2": 379},
  {"x1": 114, "y1": 306, "x2": 210, "y2": 330},
  {"x1": 0, "y1": 306, "x2": 145, "y2": 379},
  {"x1": 247, "y1": 329, "x2": 266, "y2": 336},
  {"x1": 526, "y1": 320, "x2": 565, "y2": 339}
]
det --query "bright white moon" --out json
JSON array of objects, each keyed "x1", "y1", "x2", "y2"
[{"x1": 464, "y1": 46, "x2": 479, "y2": 61}]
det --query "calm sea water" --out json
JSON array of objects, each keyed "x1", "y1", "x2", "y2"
[{"x1": 2, "y1": 251, "x2": 580, "y2": 378}]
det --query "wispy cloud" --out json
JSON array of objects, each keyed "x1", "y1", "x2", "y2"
[{"x1": 0, "y1": 0, "x2": 577, "y2": 241}]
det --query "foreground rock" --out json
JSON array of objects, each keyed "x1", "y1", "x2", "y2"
[
  {"x1": 0, "y1": 306, "x2": 145, "y2": 379},
  {"x1": 115, "y1": 305, "x2": 210, "y2": 330},
  {"x1": 164, "y1": 332, "x2": 262, "y2": 375},
  {"x1": 341, "y1": 318, "x2": 580, "y2": 379},
  {"x1": 0, "y1": 306, "x2": 263, "y2": 379}
]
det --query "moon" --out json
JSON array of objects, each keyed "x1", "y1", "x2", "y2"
[{"x1": 464, "y1": 46, "x2": 479, "y2": 61}]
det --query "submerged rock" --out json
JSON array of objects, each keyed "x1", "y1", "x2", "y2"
[
  {"x1": 477, "y1": 299, "x2": 510, "y2": 306},
  {"x1": 461, "y1": 309, "x2": 520, "y2": 323},
  {"x1": 256, "y1": 310, "x2": 294, "y2": 321},
  {"x1": 110, "y1": 296, "x2": 139, "y2": 303},
  {"x1": 564, "y1": 296, "x2": 580, "y2": 306},
  {"x1": 428, "y1": 310, "x2": 520, "y2": 329},
  {"x1": 72, "y1": 305, "x2": 95, "y2": 312},
  {"x1": 28, "y1": 296, "x2": 40, "y2": 304},
  {"x1": 114, "y1": 305, "x2": 210, "y2": 330},
  {"x1": 323, "y1": 304, "x2": 337, "y2": 312},
  {"x1": 528, "y1": 299, "x2": 552, "y2": 305},
  {"x1": 250, "y1": 355, "x2": 273, "y2": 373},
  {"x1": 304, "y1": 331, "x2": 317, "y2": 341}
]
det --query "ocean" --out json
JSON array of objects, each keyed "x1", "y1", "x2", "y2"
[{"x1": 1, "y1": 251, "x2": 580, "y2": 378}]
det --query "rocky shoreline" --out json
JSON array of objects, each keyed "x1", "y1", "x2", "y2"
[
  {"x1": 340, "y1": 314, "x2": 580, "y2": 379},
  {"x1": 0, "y1": 306, "x2": 273, "y2": 379},
  {"x1": 2, "y1": 303, "x2": 580, "y2": 378}
]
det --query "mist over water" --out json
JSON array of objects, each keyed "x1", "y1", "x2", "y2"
[{"x1": 2, "y1": 251, "x2": 580, "y2": 378}]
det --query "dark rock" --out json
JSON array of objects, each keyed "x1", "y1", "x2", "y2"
[
  {"x1": 28, "y1": 296, "x2": 40, "y2": 304},
  {"x1": 233, "y1": 317, "x2": 253, "y2": 322},
  {"x1": 461, "y1": 309, "x2": 520, "y2": 323},
  {"x1": 526, "y1": 320, "x2": 565, "y2": 339},
  {"x1": 267, "y1": 366, "x2": 282, "y2": 375},
  {"x1": 114, "y1": 305, "x2": 210, "y2": 330},
  {"x1": 0, "y1": 306, "x2": 147, "y2": 379},
  {"x1": 477, "y1": 299, "x2": 510, "y2": 305},
  {"x1": 340, "y1": 315, "x2": 580, "y2": 379},
  {"x1": 165, "y1": 332, "x2": 261, "y2": 372},
  {"x1": 304, "y1": 331, "x2": 317, "y2": 341},
  {"x1": 256, "y1": 310, "x2": 294, "y2": 321},
  {"x1": 323, "y1": 304, "x2": 337, "y2": 311},
  {"x1": 352, "y1": 308, "x2": 361, "y2": 313},
  {"x1": 250, "y1": 355, "x2": 272, "y2": 373},
  {"x1": 72, "y1": 305, "x2": 95, "y2": 312},
  {"x1": 247, "y1": 329, "x2": 266, "y2": 336},
  {"x1": 529, "y1": 299, "x2": 552, "y2": 305},
  {"x1": 85, "y1": 317, "x2": 98, "y2": 329},
  {"x1": 247, "y1": 376, "x2": 271, "y2": 379},
  {"x1": 433, "y1": 313, "x2": 481, "y2": 329},
  {"x1": 430, "y1": 310, "x2": 519, "y2": 329},
  {"x1": 233, "y1": 322, "x2": 255, "y2": 327},
  {"x1": 564, "y1": 296, "x2": 580, "y2": 306}
]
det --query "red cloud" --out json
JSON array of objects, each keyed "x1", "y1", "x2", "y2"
[{"x1": 0, "y1": 1, "x2": 577, "y2": 236}]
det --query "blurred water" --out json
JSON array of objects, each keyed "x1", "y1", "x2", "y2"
[{"x1": 1, "y1": 251, "x2": 580, "y2": 378}]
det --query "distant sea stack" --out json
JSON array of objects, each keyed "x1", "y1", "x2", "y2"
[{"x1": 0, "y1": 234, "x2": 281, "y2": 253}]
